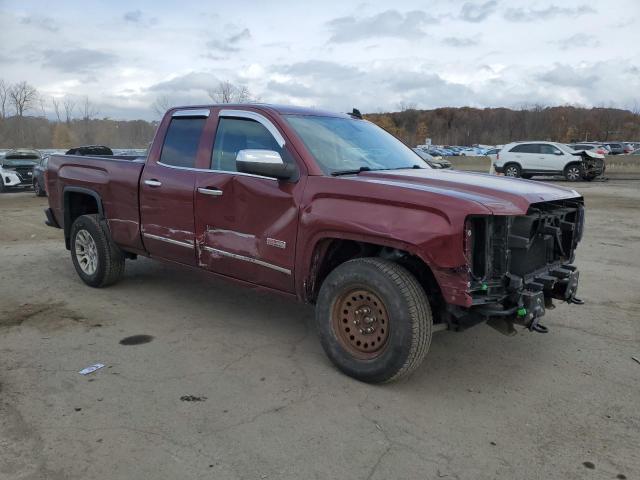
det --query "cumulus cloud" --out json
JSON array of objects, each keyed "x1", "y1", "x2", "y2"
[
  {"x1": 149, "y1": 72, "x2": 219, "y2": 93},
  {"x1": 459, "y1": 1, "x2": 498, "y2": 23},
  {"x1": 537, "y1": 64, "x2": 599, "y2": 88},
  {"x1": 505, "y1": 4, "x2": 596, "y2": 22},
  {"x1": 442, "y1": 36, "x2": 479, "y2": 47},
  {"x1": 326, "y1": 10, "x2": 431, "y2": 43},
  {"x1": 123, "y1": 10, "x2": 158, "y2": 25},
  {"x1": 19, "y1": 14, "x2": 59, "y2": 32},
  {"x1": 42, "y1": 48, "x2": 117, "y2": 73},
  {"x1": 206, "y1": 28, "x2": 252, "y2": 53},
  {"x1": 552, "y1": 33, "x2": 601, "y2": 50}
]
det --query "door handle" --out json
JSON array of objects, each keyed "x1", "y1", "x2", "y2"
[
  {"x1": 197, "y1": 187, "x2": 223, "y2": 196},
  {"x1": 144, "y1": 179, "x2": 162, "y2": 187}
]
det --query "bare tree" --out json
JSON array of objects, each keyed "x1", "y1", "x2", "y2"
[
  {"x1": 9, "y1": 81, "x2": 38, "y2": 117},
  {"x1": 152, "y1": 95, "x2": 172, "y2": 117},
  {"x1": 207, "y1": 81, "x2": 253, "y2": 104},
  {"x1": 0, "y1": 79, "x2": 9, "y2": 119},
  {"x1": 62, "y1": 96, "x2": 76, "y2": 123},
  {"x1": 37, "y1": 94, "x2": 48, "y2": 118},
  {"x1": 81, "y1": 96, "x2": 99, "y2": 120},
  {"x1": 51, "y1": 97, "x2": 63, "y2": 122}
]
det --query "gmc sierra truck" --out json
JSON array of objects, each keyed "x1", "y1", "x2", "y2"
[{"x1": 45, "y1": 104, "x2": 585, "y2": 383}]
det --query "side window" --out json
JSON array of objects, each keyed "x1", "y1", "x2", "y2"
[
  {"x1": 211, "y1": 118, "x2": 282, "y2": 172},
  {"x1": 510, "y1": 144, "x2": 536, "y2": 153},
  {"x1": 159, "y1": 117, "x2": 206, "y2": 168},
  {"x1": 539, "y1": 144, "x2": 561, "y2": 155}
]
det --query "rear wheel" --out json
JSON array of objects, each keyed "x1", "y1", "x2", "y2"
[
  {"x1": 0, "y1": 178, "x2": 6, "y2": 193},
  {"x1": 504, "y1": 163, "x2": 521, "y2": 178},
  {"x1": 70, "y1": 214, "x2": 125, "y2": 287},
  {"x1": 564, "y1": 163, "x2": 583, "y2": 182},
  {"x1": 316, "y1": 258, "x2": 432, "y2": 383}
]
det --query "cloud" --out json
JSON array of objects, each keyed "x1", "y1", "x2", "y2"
[
  {"x1": 552, "y1": 33, "x2": 600, "y2": 50},
  {"x1": 206, "y1": 28, "x2": 252, "y2": 52},
  {"x1": 42, "y1": 48, "x2": 118, "y2": 73},
  {"x1": 459, "y1": 1, "x2": 498, "y2": 23},
  {"x1": 326, "y1": 10, "x2": 430, "y2": 43},
  {"x1": 148, "y1": 72, "x2": 219, "y2": 93},
  {"x1": 123, "y1": 10, "x2": 143, "y2": 22},
  {"x1": 505, "y1": 4, "x2": 596, "y2": 22},
  {"x1": 275, "y1": 60, "x2": 362, "y2": 80},
  {"x1": 123, "y1": 10, "x2": 158, "y2": 25},
  {"x1": 537, "y1": 64, "x2": 599, "y2": 88},
  {"x1": 19, "y1": 14, "x2": 59, "y2": 32},
  {"x1": 442, "y1": 36, "x2": 479, "y2": 47}
]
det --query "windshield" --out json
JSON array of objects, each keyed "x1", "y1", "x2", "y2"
[
  {"x1": 285, "y1": 115, "x2": 430, "y2": 174},
  {"x1": 2, "y1": 157, "x2": 39, "y2": 167}
]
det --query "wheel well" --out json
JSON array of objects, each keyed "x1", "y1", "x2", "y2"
[
  {"x1": 63, "y1": 190, "x2": 101, "y2": 249},
  {"x1": 308, "y1": 238, "x2": 445, "y2": 321},
  {"x1": 503, "y1": 161, "x2": 521, "y2": 170},
  {"x1": 564, "y1": 161, "x2": 582, "y2": 171}
]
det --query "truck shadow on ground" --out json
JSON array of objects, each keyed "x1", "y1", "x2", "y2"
[{"x1": 109, "y1": 256, "x2": 552, "y2": 393}]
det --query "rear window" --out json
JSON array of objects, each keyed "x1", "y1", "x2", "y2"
[{"x1": 159, "y1": 117, "x2": 206, "y2": 168}]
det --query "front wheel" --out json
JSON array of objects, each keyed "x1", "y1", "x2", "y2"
[
  {"x1": 70, "y1": 214, "x2": 125, "y2": 287},
  {"x1": 316, "y1": 258, "x2": 432, "y2": 383}
]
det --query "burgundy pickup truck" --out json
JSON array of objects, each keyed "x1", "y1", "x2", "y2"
[{"x1": 45, "y1": 104, "x2": 584, "y2": 382}]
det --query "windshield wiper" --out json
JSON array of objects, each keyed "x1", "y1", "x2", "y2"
[{"x1": 331, "y1": 166, "x2": 373, "y2": 176}]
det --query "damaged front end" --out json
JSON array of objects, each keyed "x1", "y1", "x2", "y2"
[{"x1": 450, "y1": 198, "x2": 585, "y2": 335}]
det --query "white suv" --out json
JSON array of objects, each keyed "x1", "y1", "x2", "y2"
[{"x1": 494, "y1": 141, "x2": 603, "y2": 181}]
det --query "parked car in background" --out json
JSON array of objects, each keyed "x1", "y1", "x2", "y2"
[
  {"x1": 485, "y1": 148, "x2": 501, "y2": 162},
  {"x1": 602, "y1": 142, "x2": 625, "y2": 155},
  {"x1": 622, "y1": 142, "x2": 635, "y2": 154},
  {"x1": 412, "y1": 148, "x2": 452, "y2": 169},
  {"x1": 568, "y1": 144, "x2": 608, "y2": 156},
  {"x1": 494, "y1": 141, "x2": 605, "y2": 181},
  {"x1": 630, "y1": 148, "x2": 640, "y2": 155},
  {"x1": 32, "y1": 155, "x2": 49, "y2": 197},
  {"x1": 66, "y1": 145, "x2": 114, "y2": 156},
  {"x1": 0, "y1": 149, "x2": 41, "y2": 192}
]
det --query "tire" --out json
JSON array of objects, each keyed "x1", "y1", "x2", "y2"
[
  {"x1": 315, "y1": 257, "x2": 432, "y2": 383},
  {"x1": 0, "y1": 178, "x2": 6, "y2": 193},
  {"x1": 503, "y1": 163, "x2": 521, "y2": 178},
  {"x1": 70, "y1": 214, "x2": 125, "y2": 287},
  {"x1": 564, "y1": 163, "x2": 583, "y2": 182},
  {"x1": 34, "y1": 180, "x2": 46, "y2": 197}
]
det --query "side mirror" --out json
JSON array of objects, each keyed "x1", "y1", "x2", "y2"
[
  {"x1": 236, "y1": 149, "x2": 294, "y2": 180},
  {"x1": 555, "y1": 151, "x2": 564, "y2": 155}
]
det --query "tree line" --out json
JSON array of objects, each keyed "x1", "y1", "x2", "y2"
[
  {"x1": 1, "y1": 78, "x2": 639, "y2": 149},
  {"x1": 366, "y1": 105, "x2": 640, "y2": 147}
]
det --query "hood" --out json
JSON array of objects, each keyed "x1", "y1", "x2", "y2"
[
  {"x1": 351, "y1": 168, "x2": 581, "y2": 215},
  {"x1": 571, "y1": 149, "x2": 605, "y2": 159},
  {"x1": 1, "y1": 160, "x2": 39, "y2": 168}
]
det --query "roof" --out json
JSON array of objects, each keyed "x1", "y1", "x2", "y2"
[{"x1": 170, "y1": 103, "x2": 352, "y2": 118}]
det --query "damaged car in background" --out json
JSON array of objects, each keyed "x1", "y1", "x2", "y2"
[
  {"x1": 0, "y1": 149, "x2": 41, "y2": 192},
  {"x1": 44, "y1": 104, "x2": 585, "y2": 383}
]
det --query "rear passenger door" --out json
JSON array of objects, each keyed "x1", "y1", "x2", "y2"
[{"x1": 140, "y1": 110, "x2": 209, "y2": 266}]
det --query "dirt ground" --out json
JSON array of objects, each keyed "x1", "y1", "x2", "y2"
[{"x1": 1, "y1": 180, "x2": 639, "y2": 480}]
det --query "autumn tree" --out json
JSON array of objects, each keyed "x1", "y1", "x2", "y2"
[{"x1": 9, "y1": 81, "x2": 38, "y2": 117}]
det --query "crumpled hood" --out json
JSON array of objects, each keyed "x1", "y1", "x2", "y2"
[{"x1": 352, "y1": 168, "x2": 582, "y2": 214}]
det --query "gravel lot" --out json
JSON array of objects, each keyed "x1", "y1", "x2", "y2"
[{"x1": 1, "y1": 180, "x2": 639, "y2": 480}]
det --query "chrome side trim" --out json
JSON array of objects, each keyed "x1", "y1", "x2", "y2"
[
  {"x1": 201, "y1": 245, "x2": 291, "y2": 275},
  {"x1": 156, "y1": 161, "x2": 278, "y2": 181},
  {"x1": 143, "y1": 232, "x2": 194, "y2": 249},
  {"x1": 172, "y1": 109, "x2": 210, "y2": 118},
  {"x1": 219, "y1": 109, "x2": 286, "y2": 147}
]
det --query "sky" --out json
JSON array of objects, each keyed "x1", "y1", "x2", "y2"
[{"x1": 0, "y1": 0, "x2": 638, "y2": 120}]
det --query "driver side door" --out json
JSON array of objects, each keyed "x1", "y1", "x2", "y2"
[{"x1": 193, "y1": 109, "x2": 303, "y2": 294}]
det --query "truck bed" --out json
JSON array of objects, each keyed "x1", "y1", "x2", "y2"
[{"x1": 46, "y1": 154, "x2": 146, "y2": 252}]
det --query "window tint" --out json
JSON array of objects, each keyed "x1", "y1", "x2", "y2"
[
  {"x1": 510, "y1": 144, "x2": 538, "y2": 153},
  {"x1": 211, "y1": 118, "x2": 281, "y2": 172},
  {"x1": 159, "y1": 117, "x2": 206, "y2": 168},
  {"x1": 539, "y1": 144, "x2": 561, "y2": 155}
]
